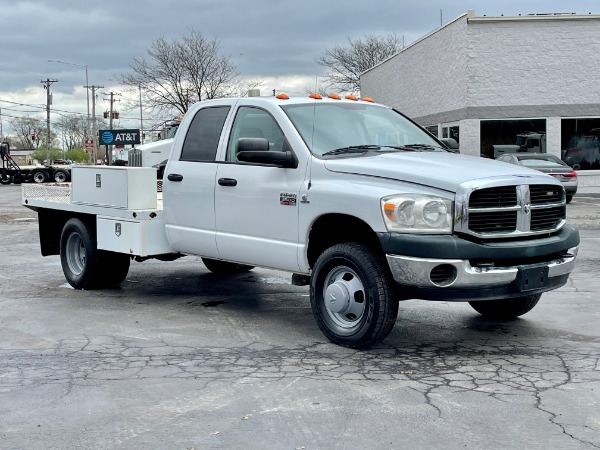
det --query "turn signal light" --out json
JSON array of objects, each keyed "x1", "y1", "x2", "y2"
[{"x1": 563, "y1": 171, "x2": 577, "y2": 178}]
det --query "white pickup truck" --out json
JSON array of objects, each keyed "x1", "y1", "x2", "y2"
[{"x1": 22, "y1": 95, "x2": 580, "y2": 348}]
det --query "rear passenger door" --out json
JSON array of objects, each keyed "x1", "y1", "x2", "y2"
[{"x1": 164, "y1": 102, "x2": 235, "y2": 257}]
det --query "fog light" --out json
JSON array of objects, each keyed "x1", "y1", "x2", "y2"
[{"x1": 430, "y1": 264, "x2": 457, "y2": 287}]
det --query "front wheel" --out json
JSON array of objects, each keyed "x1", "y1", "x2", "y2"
[
  {"x1": 201, "y1": 258, "x2": 254, "y2": 274},
  {"x1": 469, "y1": 293, "x2": 542, "y2": 319},
  {"x1": 566, "y1": 194, "x2": 574, "y2": 204},
  {"x1": 310, "y1": 243, "x2": 398, "y2": 349},
  {"x1": 0, "y1": 174, "x2": 12, "y2": 185}
]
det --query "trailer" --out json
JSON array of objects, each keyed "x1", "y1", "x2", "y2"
[{"x1": 1, "y1": 142, "x2": 71, "y2": 184}]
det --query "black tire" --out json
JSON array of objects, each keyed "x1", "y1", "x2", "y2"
[
  {"x1": 96, "y1": 251, "x2": 131, "y2": 287},
  {"x1": 60, "y1": 218, "x2": 130, "y2": 289},
  {"x1": 310, "y1": 243, "x2": 399, "y2": 349},
  {"x1": 566, "y1": 194, "x2": 573, "y2": 204},
  {"x1": 469, "y1": 293, "x2": 542, "y2": 319},
  {"x1": 53, "y1": 169, "x2": 69, "y2": 183},
  {"x1": 0, "y1": 174, "x2": 12, "y2": 185},
  {"x1": 31, "y1": 170, "x2": 48, "y2": 183},
  {"x1": 60, "y1": 218, "x2": 102, "y2": 289},
  {"x1": 201, "y1": 257, "x2": 254, "y2": 274}
]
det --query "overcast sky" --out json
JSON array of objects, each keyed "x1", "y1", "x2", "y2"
[{"x1": 1, "y1": 0, "x2": 599, "y2": 133}]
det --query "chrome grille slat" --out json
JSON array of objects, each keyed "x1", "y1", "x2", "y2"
[{"x1": 455, "y1": 179, "x2": 566, "y2": 239}]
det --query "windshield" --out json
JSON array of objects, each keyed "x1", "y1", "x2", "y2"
[
  {"x1": 281, "y1": 102, "x2": 443, "y2": 157},
  {"x1": 165, "y1": 124, "x2": 179, "y2": 139}
]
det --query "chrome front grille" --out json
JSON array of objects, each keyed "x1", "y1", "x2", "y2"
[{"x1": 455, "y1": 178, "x2": 566, "y2": 239}]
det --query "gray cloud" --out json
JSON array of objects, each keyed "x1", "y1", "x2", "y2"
[{"x1": 1, "y1": 0, "x2": 598, "y2": 130}]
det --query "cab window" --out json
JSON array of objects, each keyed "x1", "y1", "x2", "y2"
[
  {"x1": 226, "y1": 107, "x2": 286, "y2": 162},
  {"x1": 180, "y1": 106, "x2": 230, "y2": 162}
]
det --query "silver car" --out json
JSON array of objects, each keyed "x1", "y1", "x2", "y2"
[{"x1": 496, "y1": 153, "x2": 578, "y2": 203}]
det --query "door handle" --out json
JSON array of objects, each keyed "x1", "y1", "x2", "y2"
[
  {"x1": 167, "y1": 173, "x2": 183, "y2": 182},
  {"x1": 218, "y1": 178, "x2": 237, "y2": 186}
]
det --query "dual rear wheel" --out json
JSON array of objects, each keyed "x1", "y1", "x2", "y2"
[{"x1": 60, "y1": 218, "x2": 130, "y2": 290}]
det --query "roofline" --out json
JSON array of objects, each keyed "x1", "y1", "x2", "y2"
[
  {"x1": 361, "y1": 11, "x2": 469, "y2": 77},
  {"x1": 361, "y1": 9, "x2": 600, "y2": 77},
  {"x1": 468, "y1": 12, "x2": 600, "y2": 23}
]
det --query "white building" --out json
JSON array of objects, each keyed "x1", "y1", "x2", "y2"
[{"x1": 361, "y1": 10, "x2": 600, "y2": 169}]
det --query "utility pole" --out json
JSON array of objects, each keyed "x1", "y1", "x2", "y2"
[
  {"x1": 139, "y1": 85, "x2": 144, "y2": 144},
  {"x1": 0, "y1": 107, "x2": 3, "y2": 140},
  {"x1": 41, "y1": 78, "x2": 58, "y2": 163},
  {"x1": 103, "y1": 91, "x2": 120, "y2": 165},
  {"x1": 87, "y1": 84, "x2": 103, "y2": 164}
]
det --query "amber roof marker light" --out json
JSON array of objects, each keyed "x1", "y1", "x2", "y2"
[
  {"x1": 276, "y1": 93, "x2": 289, "y2": 100},
  {"x1": 361, "y1": 97, "x2": 374, "y2": 102},
  {"x1": 309, "y1": 93, "x2": 323, "y2": 99},
  {"x1": 328, "y1": 93, "x2": 341, "y2": 100},
  {"x1": 345, "y1": 94, "x2": 358, "y2": 101}
]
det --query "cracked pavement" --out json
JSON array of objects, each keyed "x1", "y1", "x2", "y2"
[{"x1": 0, "y1": 185, "x2": 599, "y2": 449}]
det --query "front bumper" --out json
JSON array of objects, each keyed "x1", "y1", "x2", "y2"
[{"x1": 379, "y1": 224, "x2": 580, "y2": 301}]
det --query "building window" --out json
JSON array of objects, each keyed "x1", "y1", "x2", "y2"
[
  {"x1": 424, "y1": 125, "x2": 438, "y2": 137},
  {"x1": 480, "y1": 119, "x2": 546, "y2": 158},
  {"x1": 561, "y1": 118, "x2": 600, "y2": 170}
]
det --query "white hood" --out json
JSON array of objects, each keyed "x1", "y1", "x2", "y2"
[{"x1": 323, "y1": 152, "x2": 548, "y2": 192}]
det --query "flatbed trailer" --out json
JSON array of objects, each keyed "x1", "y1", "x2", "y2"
[{"x1": 1, "y1": 142, "x2": 71, "y2": 184}]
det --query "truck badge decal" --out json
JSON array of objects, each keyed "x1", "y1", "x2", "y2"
[
  {"x1": 115, "y1": 223, "x2": 121, "y2": 237},
  {"x1": 96, "y1": 174, "x2": 101, "y2": 188},
  {"x1": 280, "y1": 192, "x2": 297, "y2": 206}
]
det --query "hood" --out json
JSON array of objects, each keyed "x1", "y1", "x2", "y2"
[{"x1": 323, "y1": 152, "x2": 547, "y2": 192}]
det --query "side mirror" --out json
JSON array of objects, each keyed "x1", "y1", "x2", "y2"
[
  {"x1": 237, "y1": 137, "x2": 269, "y2": 152},
  {"x1": 236, "y1": 137, "x2": 298, "y2": 168},
  {"x1": 237, "y1": 150, "x2": 298, "y2": 168},
  {"x1": 439, "y1": 138, "x2": 459, "y2": 153}
]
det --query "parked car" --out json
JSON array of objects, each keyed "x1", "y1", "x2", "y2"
[
  {"x1": 496, "y1": 153, "x2": 578, "y2": 203},
  {"x1": 562, "y1": 132, "x2": 600, "y2": 170}
]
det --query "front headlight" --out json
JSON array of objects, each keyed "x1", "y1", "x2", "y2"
[{"x1": 381, "y1": 194, "x2": 453, "y2": 233}]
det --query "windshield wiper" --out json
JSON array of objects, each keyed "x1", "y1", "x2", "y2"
[
  {"x1": 322, "y1": 145, "x2": 381, "y2": 156},
  {"x1": 380, "y1": 144, "x2": 444, "y2": 152}
]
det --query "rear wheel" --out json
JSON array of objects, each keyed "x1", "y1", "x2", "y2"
[
  {"x1": 310, "y1": 243, "x2": 398, "y2": 348},
  {"x1": 60, "y1": 218, "x2": 130, "y2": 289},
  {"x1": 469, "y1": 294, "x2": 542, "y2": 319},
  {"x1": 201, "y1": 257, "x2": 254, "y2": 274},
  {"x1": 53, "y1": 169, "x2": 69, "y2": 183},
  {"x1": 31, "y1": 170, "x2": 48, "y2": 183},
  {"x1": 60, "y1": 218, "x2": 101, "y2": 289},
  {"x1": 0, "y1": 174, "x2": 12, "y2": 185}
]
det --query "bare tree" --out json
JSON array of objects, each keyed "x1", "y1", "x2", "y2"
[
  {"x1": 316, "y1": 34, "x2": 404, "y2": 94},
  {"x1": 120, "y1": 30, "x2": 243, "y2": 116},
  {"x1": 8, "y1": 116, "x2": 49, "y2": 149},
  {"x1": 55, "y1": 114, "x2": 87, "y2": 151}
]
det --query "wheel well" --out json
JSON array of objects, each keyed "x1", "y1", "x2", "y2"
[
  {"x1": 307, "y1": 214, "x2": 383, "y2": 269},
  {"x1": 38, "y1": 209, "x2": 96, "y2": 256}
]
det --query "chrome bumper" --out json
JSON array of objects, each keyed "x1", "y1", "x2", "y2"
[{"x1": 386, "y1": 246, "x2": 578, "y2": 289}]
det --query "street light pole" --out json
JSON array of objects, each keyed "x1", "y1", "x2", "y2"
[{"x1": 48, "y1": 59, "x2": 90, "y2": 135}]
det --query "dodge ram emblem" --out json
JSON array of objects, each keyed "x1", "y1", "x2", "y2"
[{"x1": 523, "y1": 203, "x2": 531, "y2": 214}]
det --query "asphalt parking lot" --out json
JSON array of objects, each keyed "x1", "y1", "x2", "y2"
[{"x1": 0, "y1": 184, "x2": 599, "y2": 449}]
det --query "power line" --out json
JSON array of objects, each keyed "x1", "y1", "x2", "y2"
[{"x1": 0, "y1": 64, "x2": 44, "y2": 79}]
